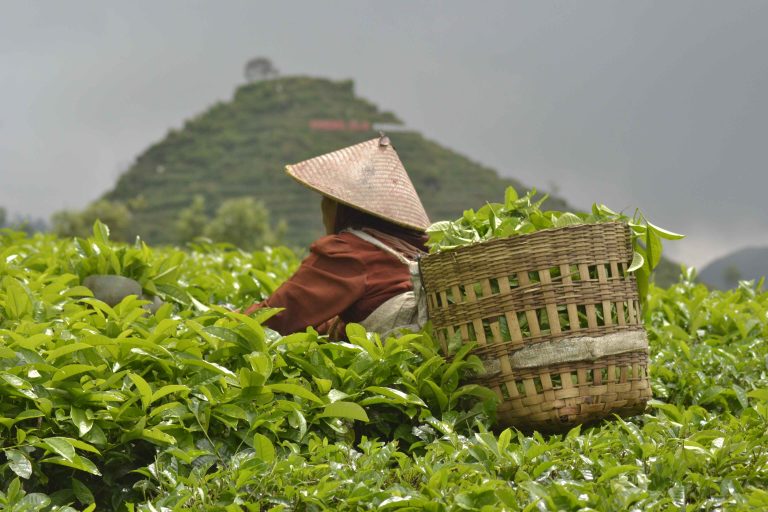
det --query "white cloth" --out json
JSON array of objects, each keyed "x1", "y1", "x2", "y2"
[
  {"x1": 345, "y1": 229, "x2": 428, "y2": 338},
  {"x1": 480, "y1": 330, "x2": 649, "y2": 376}
]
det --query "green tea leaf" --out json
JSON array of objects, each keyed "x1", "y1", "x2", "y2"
[
  {"x1": 732, "y1": 384, "x2": 749, "y2": 409},
  {"x1": 17, "y1": 493, "x2": 51, "y2": 509},
  {"x1": 46, "y1": 342, "x2": 94, "y2": 361},
  {"x1": 649, "y1": 400, "x2": 683, "y2": 422},
  {"x1": 6, "y1": 449, "x2": 32, "y2": 479},
  {"x1": 42, "y1": 455, "x2": 101, "y2": 476},
  {"x1": 628, "y1": 251, "x2": 645, "y2": 272},
  {"x1": 128, "y1": 373, "x2": 153, "y2": 410},
  {"x1": 0, "y1": 373, "x2": 37, "y2": 399},
  {"x1": 553, "y1": 212, "x2": 582, "y2": 228},
  {"x1": 150, "y1": 384, "x2": 190, "y2": 404},
  {"x1": 426, "y1": 220, "x2": 453, "y2": 233},
  {"x1": 15, "y1": 409, "x2": 45, "y2": 422},
  {"x1": 178, "y1": 358, "x2": 236, "y2": 377},
  {"x1": 267, "y1": 383, "x2": 322, "y2": 403},
  {"x1": 497, "y1": 429, "x2": 512, "y2": 453},
  {"x1": 363, "y1": 386, "x2": 426, "y2": 406},
  {"x1": 141, "y1": 428, "x2": 176, "y2": 445},
  {"x1": 2, "y1": 277, "x2": 33, "y2": 319},
  {"x1": 71, "y1": 407, "x2": 93, "y2": 436},
  {"x1": 596, "y1": 464, "x2": 641, "y2": 483},
  {"x1": 648, "y1": 222, "x2": 685, "y2": 240},
  {"x1": 65, "y1": 438, "x2": 100, "y2": 455},
  {"x1": 92, "y1": 220, "x2": 110, "y2": 245},
  {"x1": 252, "y1": 433, "x2": 276, "y2": 462},
  {"x1": 40, "y1": 437, "x2": 77, "y2": 462},
  {"x1": 423, "y1": 379, "x2": 449, "y2": 411},
  {"x1": 318, "y1": 401, "x2": 369, "y2": 422},
  {"x1": 63, "y1": 285, "x2": 94, "y2": 298},
  {"x1": 51, "y1": 364, "x2": 97, "y2": 382},
  {"x1": 202, "y1": 326, "x2": 242, "y2": 344},
  {"x1": 71, "y1": 478, "x2": 95, "y2": 505},
  {"x1": 504, "y1": 186, "x2": 519, "y2": 208},
  {"x1": 646, "y1": 229, "x2": 662, "y2": 269},
  {"x1": 747, "y1": 388, "x2": 768, "y2": 402}
]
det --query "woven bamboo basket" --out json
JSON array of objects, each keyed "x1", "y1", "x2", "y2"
[{"x1": 419, "y1": 222, "x2": 651, "y2": 432}]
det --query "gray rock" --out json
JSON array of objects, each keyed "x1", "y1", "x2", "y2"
[
  {"x1": 144, "y1": 294, "x2": 165, "y2": 314},
  {"x1": 83, "y1": 274, "x2": 142, "y2": 307}
]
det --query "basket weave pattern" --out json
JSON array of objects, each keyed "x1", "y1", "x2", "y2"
[{"x1": 420, "y1": 222, "x2": 651, "y2": 431}]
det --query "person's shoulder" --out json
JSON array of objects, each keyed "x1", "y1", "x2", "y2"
[{"x1": 310, "y1": 232, "x2": 370, "y2": 257}]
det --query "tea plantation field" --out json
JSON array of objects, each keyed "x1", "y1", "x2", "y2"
[{"x1": 1, "y1": 226, "x2": 767, "y2": 511}]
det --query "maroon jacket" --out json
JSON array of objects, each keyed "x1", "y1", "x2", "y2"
[{"x1": 245, "y1": 231, "x2": 412, "y2": 335}]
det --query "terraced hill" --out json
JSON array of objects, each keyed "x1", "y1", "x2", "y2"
[{"x1": 104, "y1": 76, "x2": 567, "y2": 246}]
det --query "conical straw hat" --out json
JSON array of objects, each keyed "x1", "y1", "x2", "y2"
[{"x1": 285, "y1": 135, "x2": 430, "y2": 231}]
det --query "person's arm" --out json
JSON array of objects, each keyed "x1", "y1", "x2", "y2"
[{"x1": 247, "y1": 235, "x2": 367, "y2": 335}]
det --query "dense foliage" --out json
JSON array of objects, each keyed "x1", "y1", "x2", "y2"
[{"x1": 1, "y1": 227, "x2": 766, "y2": 511}]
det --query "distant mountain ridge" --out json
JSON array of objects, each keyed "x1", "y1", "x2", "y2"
[
  {"x1": 699, "y1": 246, "x2": 768, "y2": 290},
  {"x1": 104, "y1": 76, "x2": 567, "y2": 246}
]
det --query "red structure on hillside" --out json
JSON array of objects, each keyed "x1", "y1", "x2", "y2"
[{"x1": 309, "y1": 119, "x2": 371, "y2": 132}]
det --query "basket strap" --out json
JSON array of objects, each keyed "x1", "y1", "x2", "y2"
[
  {"x1": 346, "y1": 228, "x2": 429, "y2": 333},
  {"x1": 345, "y1": 228, "x2": 411, "y2": 265}
]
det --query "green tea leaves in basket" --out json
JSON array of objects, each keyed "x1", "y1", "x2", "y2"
[{"x1": 425, "y1": 186, "x2": 683, "y2": 304}]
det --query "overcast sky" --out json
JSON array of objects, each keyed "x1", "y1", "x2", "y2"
[{"x1": 2, "y1": 1, "x2": 767, "y2": 268}]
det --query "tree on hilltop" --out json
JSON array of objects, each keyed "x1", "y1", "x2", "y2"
[{"x1": 244, "y1": 57, "x2": 279, "y2": 82}]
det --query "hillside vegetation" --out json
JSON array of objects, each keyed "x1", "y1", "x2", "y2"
[{"x1": 104, "y1": 76, "x2": 565, "y2": 247}]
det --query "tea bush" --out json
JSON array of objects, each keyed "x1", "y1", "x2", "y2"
[{"x1": 1, "y1": 226, "x2": 767, "y2": 511}]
